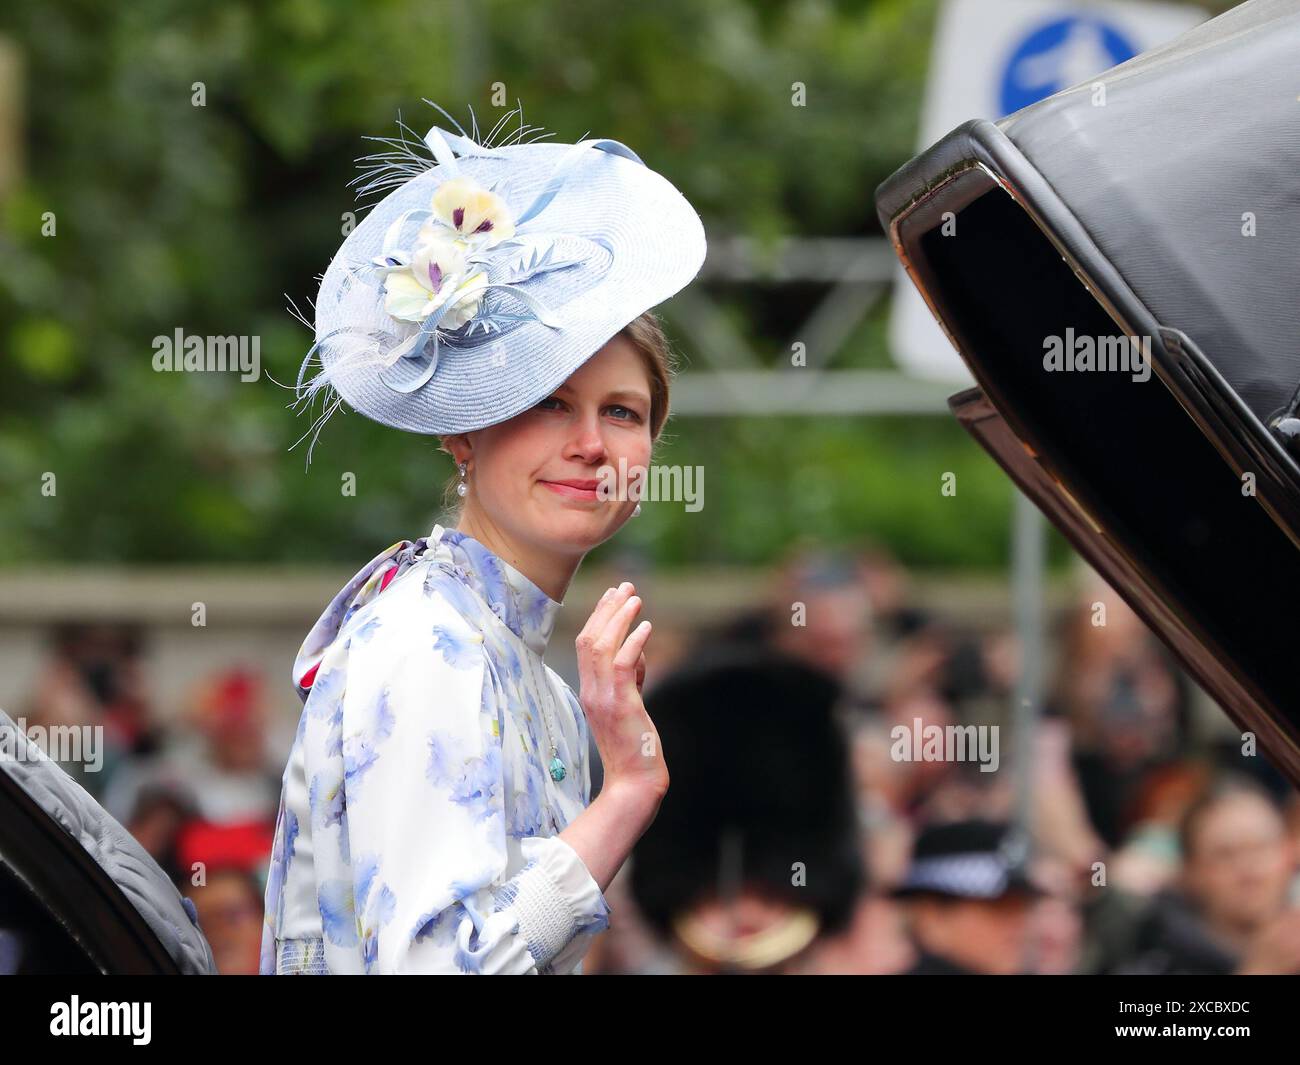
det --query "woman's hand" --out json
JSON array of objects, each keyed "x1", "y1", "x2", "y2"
[{"x1": 575, "y1": 582, "x2": 668, "y2": 804}]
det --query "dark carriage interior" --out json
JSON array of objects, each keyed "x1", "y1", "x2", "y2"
[
  {"x1": 902, "y1": 182, "x2": 1300, "y2": 741},
  {"x1": 0, "y1": 860, "x2": 97, "y2": 975}
]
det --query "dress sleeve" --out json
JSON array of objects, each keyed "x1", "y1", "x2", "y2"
[{"x1": 338, "y1": 597, "x2": 611, "y2": 974}]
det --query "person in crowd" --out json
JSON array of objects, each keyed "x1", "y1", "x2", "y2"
[
  {"x1": 124, "y1": 779, "x2": 201, "y2": 886},
  {"x1": 22, "y1": 622, "x2": 158, "y2": 800},
  {"x1": 1048, "y1": 575, "x2": 1192, "y2": 848},
  {"x1": 620, "y1": 648, "x2": 866, "y2": 973},
  {"x1": 1087, "y1": 774, "x2": 1300, "y2": 975},
  {"x1": 103, "y1": 667, "x2": 280, "y2": 827},
  {"x1": 893, "y1": 819, "x2": 1044, "y2": 975},
  {"x1": 177, "y1": 820, "x2": 273, "y2": 975}
]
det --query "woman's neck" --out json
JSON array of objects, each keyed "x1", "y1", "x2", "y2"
[{"x1": 454, "y1": 508, "x2": 580, "y2": 604}]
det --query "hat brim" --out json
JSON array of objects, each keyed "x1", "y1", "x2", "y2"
[
  {"x1": 311, "y1": 140, "x2": 707, "y2": 435},
  {"x1": 890, "y1": 871, "x2": 1048, "y2": 901}
]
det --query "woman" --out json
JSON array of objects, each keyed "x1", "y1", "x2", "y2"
[{"x1": 259, "y1": 104, "x2": 706, "y2": 974}]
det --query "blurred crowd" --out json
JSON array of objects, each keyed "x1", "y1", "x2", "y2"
[
  {"x1": 17, "y1": 624, "x2": 275, "y2": 974},
  {"x1": 12, "y1": 543, "x2": 1300, "y2": 974}
]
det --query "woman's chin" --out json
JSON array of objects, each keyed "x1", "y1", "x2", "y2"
[{"x1": 531, "y1": 498, "x2": 625, "y2": 552}]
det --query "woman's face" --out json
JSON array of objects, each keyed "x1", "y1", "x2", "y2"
[{"x1": 454, "y1": 333, "x2": 654, "y2": 557}]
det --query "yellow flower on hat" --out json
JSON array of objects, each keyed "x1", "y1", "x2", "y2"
[{"x1": 429, "y1": 176, "x2": 516, "y2": 246}]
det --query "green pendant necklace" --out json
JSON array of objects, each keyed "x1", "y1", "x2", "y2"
[{"x1": 527, "y1": 654, "x2": 566, "y2": 782}]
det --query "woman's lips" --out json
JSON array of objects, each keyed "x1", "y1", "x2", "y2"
[{"x1": 540, "y1": 479, "x2": 599, "y2": 501}]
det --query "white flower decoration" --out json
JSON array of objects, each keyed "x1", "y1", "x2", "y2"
[
  {"x1": 378, "y1": 177, "x2": 516, "y2": 329},
  {"x1": 381, "y1": 235, "x2": 488, "y2": 328},
  {"x1": 429, "y1": 177, "x2": 516, "y2": 246}
]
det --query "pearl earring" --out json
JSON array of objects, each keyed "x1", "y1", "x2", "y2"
[{"x1": 456, "y1": 461, "x2": 468, "y2": 498}]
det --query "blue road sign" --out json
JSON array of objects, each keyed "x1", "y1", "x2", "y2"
[{"x1": 999, "y1": 14, "x2": 1139, "y2": 115}]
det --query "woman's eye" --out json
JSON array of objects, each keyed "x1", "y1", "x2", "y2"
[
  {"x1": 608, "y1": 405, "x2": 643, "y2": 422},
  {"x1": 537, "y1": 397, "x2": 565, "y2": 411}
]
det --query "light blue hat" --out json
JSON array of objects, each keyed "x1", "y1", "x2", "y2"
[{"x1": 292, "y1": 103, "x2": 707, "y2": 454}]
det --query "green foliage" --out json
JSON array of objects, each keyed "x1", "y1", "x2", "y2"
[{"x1": 0, "y1": 0, "x2": 1043, "y2": 570}]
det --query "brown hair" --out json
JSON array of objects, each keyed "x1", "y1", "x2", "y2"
[
  {"x1": 438, "y1": 310, "x2": 678, "y2": 512},
  {"x1": 622, "y1": 308, "x2": 677, "y2": 443}
]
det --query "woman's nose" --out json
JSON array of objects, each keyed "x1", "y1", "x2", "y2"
[{"x1": 567, "y1": 419, "x2": 607, "y2": 463}]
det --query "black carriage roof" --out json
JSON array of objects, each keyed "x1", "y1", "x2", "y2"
[{"x1": 875, "y1": 0, "x2": 1300, "y2": 784}]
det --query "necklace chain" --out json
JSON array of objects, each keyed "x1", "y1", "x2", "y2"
[{"x1": 524, "y1": 652, "x2": 567, "y2": 783}]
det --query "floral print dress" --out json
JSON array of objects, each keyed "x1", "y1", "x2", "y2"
[{"x1": 259, "y1": 523, "x2": 611, "y2": 974}]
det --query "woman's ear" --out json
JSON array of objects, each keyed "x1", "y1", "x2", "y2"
[{"x1": 439, "y1": 433, "x2": 471, "y2": 464}]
